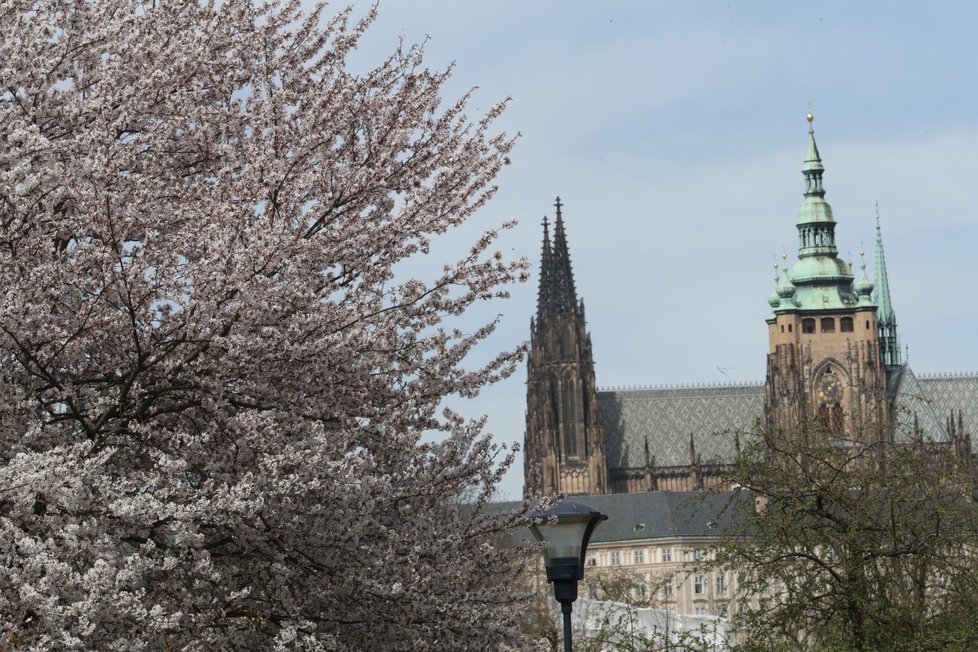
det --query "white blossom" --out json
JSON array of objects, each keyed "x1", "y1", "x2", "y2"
[{"x1": 0, "y1": 1, "x2": 534, "y2": 649}]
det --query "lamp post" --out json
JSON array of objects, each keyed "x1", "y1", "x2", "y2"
[{"x1": 529, "y1": 499, "x2": 608, "y2": 652}]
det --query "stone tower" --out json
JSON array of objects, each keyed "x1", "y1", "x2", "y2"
[
  {"x1": 764, "y1": 116, "x2": 890, "y2": 444},
  {"x1": 525, "y1": 198, "x2": 608, "y2": 495}
]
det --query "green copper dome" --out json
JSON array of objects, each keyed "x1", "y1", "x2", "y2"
[{"x1": 772, "y1": 116, "x2": 867, "y2": 315}]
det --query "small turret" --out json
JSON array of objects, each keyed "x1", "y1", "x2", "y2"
[
  {"x1": 768, "y1": 262, "x2": 782, "y2": 309},
  {"x1": 854, "y1": 248, "x2": 875, "y2": 306}
]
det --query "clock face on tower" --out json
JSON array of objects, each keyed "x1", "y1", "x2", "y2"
[{"x1": 817, "y1": 373, "x2": 843, "y2": 404}]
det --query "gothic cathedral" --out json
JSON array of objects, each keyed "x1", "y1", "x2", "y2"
[{"x1": 524, "y1": 116, "x2": 977, "y2": 496}]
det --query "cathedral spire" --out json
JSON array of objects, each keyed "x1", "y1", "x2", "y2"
[
  {"x1": 774, "y1": 114, "x2": 856, "y2": 314},
  {"x1": 546, "y1": 196, "x2": 579, "y2": 315},
  {"x1": 874, "y1": 207, "x2": 902, "y2": 367},
  {"x1": 525, "y1": 197, "x2": 607, "y2": 496},
  {"x1": 803, "y1": 111, "x2": 825, "y2": 197},
  {"x1": 537, "y1": 216, "x2": 553, "y2": 321}
]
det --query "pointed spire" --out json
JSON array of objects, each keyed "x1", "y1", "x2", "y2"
[
  {"x1": 803, "y1": 111, "x2": 825, "y2": 195},
  {"x1": 874, "y1": 205, "x2": 901, "y2": 367},
  {"x1": 547, "y1": 196, "x2": 580, "y2": 315},
  {"x1": 536, "y1": 216, "x2": 552, "y2": 321},
  {"x1": 796, "y1": 113, "x2": 839, "y2": 254}
]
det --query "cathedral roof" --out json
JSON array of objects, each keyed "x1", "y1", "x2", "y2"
[
  {"x1": 596, "y1": 370, "x2": 978, "y2": 470},
  {"x1": 598, "y1": 383, "x2": 763, "y2": 469},
  {"x1": 914, "y1": 371, "x2": 978, "y2": 438},
  {"x1": 887, "y1": 366, "x2": 947, "y2": 441}
]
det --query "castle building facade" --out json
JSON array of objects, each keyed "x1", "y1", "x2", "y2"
[{"x1": 524, "y1": 118, "x2": 978, "y2": 496}]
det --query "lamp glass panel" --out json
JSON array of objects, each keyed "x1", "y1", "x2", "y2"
[{"x1": 531, "y1": 518, "x2": 590, "y2": 569}]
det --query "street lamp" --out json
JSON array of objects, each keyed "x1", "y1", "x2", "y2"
[{"x1": 529, "y1": 499, "x2": 608, "y2": 652}]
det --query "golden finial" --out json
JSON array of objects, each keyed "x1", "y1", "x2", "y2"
[
  {"x1": 806, "y1": 99, "x2": 814, "y2": 124},
  {"x1": 781, "y1": 251, "x2": 788, "y2": 261}
]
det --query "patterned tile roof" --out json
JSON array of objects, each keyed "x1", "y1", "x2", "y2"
[
  {"x1": 914, "y1": 371, "x2": 978, "y2": 439},
  {"x1": 888, "y1": 366, "x2": 947, "y2": 442},
  {"x1": 597, "y1": 383, "x2": 764, "y2": 469},
  {"x1": 597, "y1": 368, "x2": 978, "y2": 469}
]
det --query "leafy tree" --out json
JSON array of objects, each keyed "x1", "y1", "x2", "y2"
[
  {"x1": 714, "y1": 420, "x2": 978, "y2": 652},
  {"x1": 0, "y1": 1, "x2": 532, "y2": 649}
]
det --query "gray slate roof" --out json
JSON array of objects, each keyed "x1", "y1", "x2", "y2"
[
  {"x1": 495, "y1": 491, "x2": 749, "y2": 548},
  {"x1": 580, "y1": 490, "x2": 747, "y2": 544},
  {"x1": 598, "y1": 384, "x2": 764, "y2": 469}
]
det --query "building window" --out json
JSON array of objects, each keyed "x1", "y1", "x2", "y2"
[
  {"x1": 633, "y1": 549, "x2": 645, "y2": 565},
  {"x1": 586, "y1": 555, "x2": 597, "y2": 567},
  {"x1": 788, "y1": 323, "x2": 793, "y2": 332},
  {"x1": 832, "y1": 403, "x2": 845, "y2": 432},
  {"x1": 802, "y1": 318, "x2": 816, "y2": 333},
  {"x1": 661, "y1": 547, "x2": 672, "y2": 563},
  {"x1": 561, "y1": 379, "x2": 578, "y2": 456},
  {"x1": 780, "y1": 324, "x2": 784, "y2": 333},
  {"x1": 692, "y1": 548, "x2": 704, "y2": 561},
  {"x1": 866, "y1": 320, "x2": 871, "y2": 329},
  {"x1": 610, "y1": 551, "x2": 621, "y2": 566},
  {"x1": 695, "y1": 606, "x2": 708, "y2": 615},
  {"x1": 662, "y1": 577, "x2": 674, "y2": 597},
  {"x1": 635, "y1": 583, "x2": 648, "y2": 600},
  {"x1": 694, "y1": 575, "x2": 705, "y2": 594},
  {"x1": 821, "y1": 317, "x2": 835, "y2": 333},
  {"x1": 817, "y1": 403, "x2": 830, "y2": 429},
  {"x1": 841, "y1": 316, "x2": 854, "y2": 332},
  {"x1": 716, "y1": 574, "x2": 727, "y2": 594}
]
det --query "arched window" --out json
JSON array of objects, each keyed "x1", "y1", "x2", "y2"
[
  {"x1": 821, "y1": 317, "x2": 835, "y2": 333},
  {"x1": 559, "y1": 325, "x2": 572, "y2": 359},
  {"x1": 562, "y1": 379, "x2": 578, "y2": 457},
  {"x1": 840, "y1": 317, "x2": 854, "y2": 332},
  {"x1": 817, "y1": 404, "x2": 830, "y2": 430},
  {"x1": 788, "y1": 323, "x2": 793, "y2": 333},
  {"x1": 802, "y1": 318, "x2": 816, "y2": 333}
]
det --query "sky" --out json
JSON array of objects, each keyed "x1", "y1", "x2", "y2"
[{"x1": 342, "y1": 1, "x2": 978, "y2": 499}]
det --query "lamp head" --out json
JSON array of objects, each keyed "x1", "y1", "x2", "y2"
[{"x1": 529, "y1": 499, "x2": 608, "y2": 583}]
